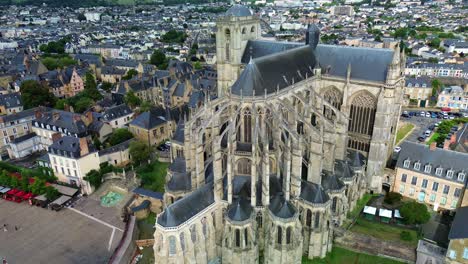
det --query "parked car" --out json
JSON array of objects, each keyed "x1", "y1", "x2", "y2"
[
  {"x1": 401, "y1": 111, "x2": 410, "y2": 118},
  {"x1": 394, "y1": 146, "x2": 401, "y2": 153},
  {"x1": 428, "y1": 125, "x2": 435, "y2": 131},
  {"x1": 418, "y1": 135, "x2": 426, "y2": 142},
  {"x1": 420, "y1": 111, "x2": 425, "y2": 117},
  {"x1": 425, "y1": 113, "x2": 431, "y2": 118},
  {"x1": 424, "y1": 130, "x2": 431, "y2": 137}
]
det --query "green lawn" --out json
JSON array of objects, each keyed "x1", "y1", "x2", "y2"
[
  {"x1": 137, "y1": 213, "x2": 156, "y2": 264},
  {"x1": 350, "y1": 218, "x2": 419, "y2": 247},
  {"x1": 396, "y1": 123, "x2": 415, "y2": 144},
  {"x1": 348, "y1": 193, "x2": 377, "y2": 220},
  {"x1": 136, "y1": 160, "x2": 169, "y2": 193},
  {"x1": 302, "y1": 246, "x2": 404, "y2": 264},
  {"x1": 426, "y1": 132, "x2": 440, "y2": 145}
]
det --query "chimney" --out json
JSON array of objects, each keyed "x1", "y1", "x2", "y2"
[
  {"x1": 34, "y1": 109, "x2": 43, "y2": 119},
  {"x1": 429, "y1": 142, "x2": 437, "y2": 151},
  {"x1": 73, "y1": 114, "x2": 82, "y2": 123},
  {"x1": 443, "y1": 139, "x2": 451, "y2": 150},
  {"x1": 51, "y1": 132, "x2": 62, "y2": 142},
  {"x1": 53, "y1": 112, "x2": 60, "y2": 121},
  {"x1": 79, "y1": 137, "x2": 89, "y2": 156}
]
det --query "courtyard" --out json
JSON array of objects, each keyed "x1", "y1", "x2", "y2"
[{"x1": 0, "y1": 198, "x2": 124, "y2": 264}]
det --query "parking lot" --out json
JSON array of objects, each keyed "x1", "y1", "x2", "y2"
[
  {"x1": 0, "y1": 198, "x2": 124, "y2": 264},
  {"x1": 400, "y1": 110, "x2": 464, "y2": 143}
]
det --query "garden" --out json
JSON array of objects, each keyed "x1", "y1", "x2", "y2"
[{"x1": 301, "y1": 246, "x2": 404, "y2": 264}]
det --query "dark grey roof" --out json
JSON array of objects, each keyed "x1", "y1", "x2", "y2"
[
  {"x1": 300, "y1": 181, "x2": 329, "y2": 204},
  {"x1": 35, "y1": 110, "x2": 88, "y2": 135},
  {"x1": 172, "y1": 120, "x2": 185, "y2": 144},
  {"x1": 321, "y1": 172, "x2": 345, "y2": 191},
  {"x1": 11, "y1": 132, "x2": 36, "y2": 144},
  {"x1": 188, "y1": 90, "x2": 204, "y2": 108},
  {"x1": 167, "y1": 158, "x2": 191, "y2": 191},
  {"x1": 2, "y1": 106, "x2": 49, "y2": 123},
  {"x1": 48, "y1": 136, "x2": 95, "y2": 158},
  {"x1": 173, "y1": 83, "x2": 186, "y2": 97},
  {"x1": 131, "y1": 200, "x2": 151, "y2": 212},
  {"x1": 0, "y1": 92, "x2": 22, "y2": 109},
  {"x1": 240, "y1": 40, "x2": 302, "y2": 64},
  {"x1": 315, "y1": 44, "x2": 394, "y2": 82},
  {"x1": 334, "y1": 160, "x2": 355, "y2": 180},
  {"x1": 225, "y1": 4, "x2": 252, "y2": 17},
  {"x1": 130, "y1": 107, "x2": 169, "y2": 129},
  {"x1": 347, "y1": 150, "x2": 365, "y2": 169},
  {"x1": 269, "y1": 195, "x2": 296, "y2": 219},
  {"x1": 133, "y1": 188, "x2": 163, "y2": 200},
  {"x1": 396, "y1": 141, "x2": 468, "y2": 184},
  {"x1": 232, "y1": 45, "x2": 316, "y2": 96},
  {"x1": 157, "y1": 183, "x2": 214, "y2": 227},
  {"x1": 103, "y1": 104, "x2": 132, "y2": 121},
  {"x1": 98, "y1": 139, "x2": 133, "y2": 156},
  {"x1": 448, "y1": 206, "x2": 468, "y2": 239},
  {"x1": 227, "y1": 198, "x2": 253, "y2": 222}
]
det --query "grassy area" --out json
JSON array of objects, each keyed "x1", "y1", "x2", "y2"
[
  {"x1": 136, "y1": 160, "x2": 169, "y2": 193},
  {"x1": 137, "y1": 213, "x2": 156, "y2": 264},
  {"x1": 396, "y1": 123, "x2": 415, "y2": 144},
  {"x1": 302, "y1": 246, "x2": 404, "y2": 264},
  {"x1": 426, "y1": 132, "x2": 440, "y2": 145},
  {"x1": 348, "y1": 193, "x2": 377, "y2": 220},
  {"x1": 350, "y1": 218, "x2": 419, "y2": 247}
]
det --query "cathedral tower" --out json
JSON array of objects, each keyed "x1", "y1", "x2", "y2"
[{"x1": 216, "y1": 5, "x2": 260, "y2": 97}]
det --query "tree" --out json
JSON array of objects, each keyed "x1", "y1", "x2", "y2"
[
  {"x1": 400, "y1": 201, "x2": 431, "y2": 225},
  {"x1": 78, "y1": 13, "x2": 86, "y2": 22},
  {"x1": 44, "y1": 186, "x2": 60, "y2": 201},
  {"x1": 107, "y1": 128, "x2": 134, "y2": 146},
  {"x1": 428, "y1": 57, "x2": 438, "y2": 63},
  {"x1": 140, "y1": 101, "x2": 153, "y2": 112},
  {"x1": 84, "y1": 169, "x2": 103, "y2": 189},
  {"x1": 20, "y1": 80, "x2": 56, "y2": 109},
  {"x1": 30, "y1": 177, "x2": 46, "y2": 195},
  {"x1": 101, "y1": 82, "x2": 113, "y2": 92},
  {"x1": 20, "y1": 175, "x2": 30, "y2": 192},
  {"x1": 431, "y1": 79, "x2": 441, "y2": 97},
  {"x1": 129, "y1": 140, "x2": 150, "y2": 165},
  {"x1": 150, "y1": 49, "x2": 167, "y2": 68},
  {"x1": 0, "y1": 170, "x2": 10, "y2": 186},
  {"x1": 54, "y1": 99, "x2": 67, "y2": 110},
  {"x1": 193, "y1": 61, "x2": 202, "y2": 70},
  {"x1": 122, "y1": 69, "x2": 138, "y2": 80},
  {"x1": 83, "y1": 72, "x2": 102, "y2": 100},
  {"x1": 384, "y1": 192, "x2": 402, "y2": 205},
  {"x1": 124, "y1": 90, "x2": 141, "y2": 108},
  {"x1": 429, "y1": 38, "x2": 441, "y2": 48},
  {"x1": 74, "y1": 97, "x2": 94, "y2": 113}
]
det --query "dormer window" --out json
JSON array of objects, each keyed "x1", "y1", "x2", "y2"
[
  {"x1": 447, "y1": 170, "x2": 454, "y2": 179},
  {"x1": 403, "y1": 160, "x2": 410, "y2": 168},
  {"x1": 414, "y1": 162, "x2": 421, "y2": 171},
  {"x1": 458, "y1": 173, "x2": 465, "y2": 182},
  {"x1": 424, "y1": 165, "x2": 432, "y2": 173},
  {"x1": 435, "y1": 167, "x2": 443, "y2": 176}
]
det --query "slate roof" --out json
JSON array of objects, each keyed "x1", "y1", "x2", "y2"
[
  {"x1": 269, "y1": 195, "x2": 296, "y2": 219},
  {"x1": 173, "y1": 83, "x2": 186, "y2": 97},
  {"x1": 448, "y1": 206, "x2": 468, "y2": 239},
  {"x1": 227, "y1": 197, "x2": 253, "y2": 221},
  {"x1": 322, "y1": 171, "x2": 345, "y2": 191},
  {"x1": 347, "y1": 150, "x2": 366, "y2": 169},
  {"x1": 133, "y1": 187, "x2": 163, "y2": 200},
  {"x1": 131, "y1": 200, "x2": 151, "y2": 212},
  {"x1": 48, "y1": 136, "x2": 95, "y2": 158},
  {"x1": 240, "y1": 40, "x2": 395, "y2": 83},
  {"x1": 172, "y1": 120, "x2": 185, "y2": 144},
  {"x1": 157, "y1": 183, "x2": 214, "y2": 227},
  {"x1": 0, "y1": 92, "x2": 22, "y2": 109},
  {"x1": 35, "y1": 110, "x2": 88, "y2": 135},
  {"x1": 300, "y1": 181, "x2": 329, "y2": 204},
  {"x1": 232, "y1": 45, "x2": 317, "y2": 96},
  {"x1": 11, "y1": 132, "x2": 36, "y2": 144},
  {"x1": 98, "y1": 139, "x2": 133, "y2": 156},
  {"x1": 130, "y1": 107, "x2": 170, "y2": 130},
  {"x1": 334, "y1": 160, "x2": 355, "y2": 180},
  {"x1": 396, "y1": 141, "x2": 468, "y2": 184},
  {"x1": 102, "y1": 104, "x2": 132, "y2": 121},
  {"x1": 225, "y1": 4, "x2": 253, "y2": 17}
]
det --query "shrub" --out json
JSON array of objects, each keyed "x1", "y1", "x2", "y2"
[
  {"x1": 400, "y1": 231, "x2": 412, "y2": 241},
  {"x1": 400, "y1": 201, "x2": 431, "y2": 225},
  {"x1": 384, "y1": 192, "x2": 402, "y2": 205}
]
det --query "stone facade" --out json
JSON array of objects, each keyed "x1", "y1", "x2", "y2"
[{"x1": 153, "y1": 5, "x2": 404, "y2": 264}]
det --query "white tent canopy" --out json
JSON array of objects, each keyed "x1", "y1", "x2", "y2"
[
  {"x1": 394, "y1": 209, "x2": 403, "y2": 218},
  {"x1": 363, "y1": 206, "x2": 377, "y2": 215},
  {"x1": 379, "y1": 208, "x2": 392, "y2": 218}
]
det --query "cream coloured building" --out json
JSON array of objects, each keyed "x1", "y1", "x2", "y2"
[
  {"x1": 153, "y1": 5, "x2": 405, "y2": 264},
  {"x1": 393, "y1": 141, "x2": 467, "y2": 211}
]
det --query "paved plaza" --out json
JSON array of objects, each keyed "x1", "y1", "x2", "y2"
[{"x1": 0, "y1": 198, "x2": 124, "y2": 264}]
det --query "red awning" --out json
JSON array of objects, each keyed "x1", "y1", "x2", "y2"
[
  {"x1": 7, "y1": 189, "x2": 19, "y2": 195},
  {"x1": 14, "y1": 191, "x2": 25, "y2": 197}
]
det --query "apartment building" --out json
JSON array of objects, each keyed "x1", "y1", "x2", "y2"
[{"x1": 393, "y1": 141, "x2": 467, "y2": 211}]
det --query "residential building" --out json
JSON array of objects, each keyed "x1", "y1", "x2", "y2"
[
  {"x1": 393, "y1": 141, "x2": 468, "y2": 211},
  {"x1": 405, "y1": 63, "x2": 467, "y2": 79},
  {"x1": 101, "y1": 104, "x2": 134, "y2": 129},
  {"x1": 7, "y1": 132, "x2": 40, "y2": 159},
  {"x1": 446, "y1": 206, "x2": 468, "y2": 263},
  {"x1": 98, "y1": 139, "x2": 132, "y2": 166},
  {"x1": 129, "y1": 107, "x2": 176, "y2": 147},
  {"x1": 48, "y1": 136, "x2": 99, "y2": 194},
  {"x1": 0, "y1": 92, "x2": 23, "y2": 115},
  {"x1": 437, "y1": 86, "x2": 468, "y2": 110},
  {"x1": 404, "y1": 76, "x2": 433, "y2": 107}
]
